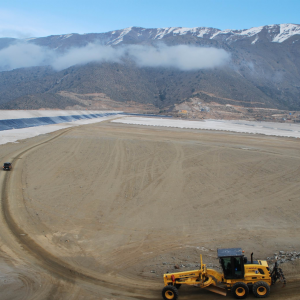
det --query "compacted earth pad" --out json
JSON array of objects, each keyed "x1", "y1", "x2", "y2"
[{"x1": 0, "y1": 121, "x2": 299, "y2": 299}]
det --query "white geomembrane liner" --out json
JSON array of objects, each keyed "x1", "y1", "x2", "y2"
[
  {"x1": 0, "y1": 110, "x2": 123, "y2": 145},
  {"x1": 1, "y1": 112, "x2": 300, "y2": 146},
  {"x1": 112, "y1": 117, "x2": 300, "y2": 138},
  {"x1": 0, "y1": 110, "x2": 122, "y2": 120}
]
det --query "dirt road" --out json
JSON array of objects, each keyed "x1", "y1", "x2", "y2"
[{"x1": 0, "y1": 121, "x2": 299, "y2": 299}]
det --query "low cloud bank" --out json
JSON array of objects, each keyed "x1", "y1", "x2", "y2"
[
  {"x1": 0, "y1": 42, "x2": 230, "y2": 72},
  {"x1": 51, "y1": 43, "x2": 125, "y2": 70},
  {"x1": 128, "y1": 44, "x2": 230, "y2": 70},
  {"x1": 0, "y1": 43, "x2": 53, "y2": 70}
]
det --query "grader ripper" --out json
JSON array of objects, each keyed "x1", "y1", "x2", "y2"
[{"x1": 162, "y1": 248, "x2": 285, "y2": 299}]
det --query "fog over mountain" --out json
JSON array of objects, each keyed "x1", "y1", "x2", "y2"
[
  {"x1": 0, "y1": 42, "x2": 230, "y2": 71},
  {"x1": 0, "y1": 24, "x2": 299, "y2": 113}
]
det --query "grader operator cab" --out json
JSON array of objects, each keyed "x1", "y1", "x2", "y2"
[
  {"x1": 219, "y1": 248, "x2": 245, "y2": 280},
  {"x1": 162, "y1": 248, "x2": 285, "y2": 300}
]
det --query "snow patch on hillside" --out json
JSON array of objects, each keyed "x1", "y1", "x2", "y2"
[
  {"x1": 148, "y1": 24, "x2": 300, "y2": 43},
  {"x1": 211, "y1": 24, "x2": 300, "y2": 43},
  {"x1": 154, "y1": 28, "x2": 174, "y2": 39},
  {"x1": 61, "y1": 34, "x2": 73, "y2": 39},
  {"x1": 211, "y1": 26, "x2": 264, "y2": 41},
  {"x1": 272, "y1": 24, "x2": 300, "y2": 43},
  {"x1": 240, "y1": 26, "x2": 264, "y2": 37},
  {"x1": 210, "y1": 29, "x2": 234, "y2": 39},
  {"x1": 197, "y1": 28, "x2": 214, "y2": 38},
  {"x1": 251, "y1": 35, "x2": 259, "y2": 44},
  {"x1": 172, "y1": 27, "x2": 198, "y2": 35},
  {"x1": 111, "y1": 27, "x2": 133, "y2": 45},
  {"x1": 154, "y1": 27, "x2": 218, "y2": 40}
]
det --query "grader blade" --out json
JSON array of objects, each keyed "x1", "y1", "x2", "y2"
[{"x1": 204, "y1": 285, "x2": 227, "y2": 296}]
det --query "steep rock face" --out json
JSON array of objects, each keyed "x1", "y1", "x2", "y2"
[{"x1": 0, "y1": 24, "x2": 300, "y2": 112}]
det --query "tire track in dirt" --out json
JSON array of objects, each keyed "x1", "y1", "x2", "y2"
[
  {"x1": 2, "y1": 123, "x2": 300, "y2": 299},
  {"x1": 0, "y1": 127, "x2": 158, "y2": 299}
]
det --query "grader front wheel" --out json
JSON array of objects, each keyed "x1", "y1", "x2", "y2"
[{"x1": 162, "y1": 285, "x2": 179, "y2": 300}]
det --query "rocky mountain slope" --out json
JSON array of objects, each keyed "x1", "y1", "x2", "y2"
[{"x1": 0, "y1": 24, "x2": 300, "y2": 119}]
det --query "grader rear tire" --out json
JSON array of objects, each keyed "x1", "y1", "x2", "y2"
[
  {"x1": 253, "y1": 281, "x2": 270, "y2": 298},
  {"x1": 232, "y1": 282, "x2": 249, "y2": 299},
  {"x1": 162, "y1": 285, "x2": 179, "y2": 300}
]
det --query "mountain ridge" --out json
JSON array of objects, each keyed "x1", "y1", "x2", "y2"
[
  {"x1": 21, "y1": 23, "x2": 300, "y2": 48},
  {"x1": 0, "y1": 24, "x2": 299, "y2": 121}
]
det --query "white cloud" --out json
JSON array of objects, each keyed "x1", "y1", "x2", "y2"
[
  {"x1": 0, "y1": 43, "x2": 54, "y2": 70},
  {"x1": 0, "y1": 42, "x2": 231, "y2": 71},
  {"x1": 51, "y1": 44, "x2": 125, "y2": 70},
  {"x1": 127, "y1": 44, "x2": 230, "y2": 70}
]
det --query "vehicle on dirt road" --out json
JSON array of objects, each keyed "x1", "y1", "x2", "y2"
[
  {"x1": 3, "y1": 162, "x2": 12, "y2": 171},
  {"x1": 162, "y1": 248, "x2": 286, "y2": 299}
]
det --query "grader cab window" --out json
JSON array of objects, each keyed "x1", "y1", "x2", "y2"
[{"x1": 220, "y1": 256, "x2": 244, "y2": 279}]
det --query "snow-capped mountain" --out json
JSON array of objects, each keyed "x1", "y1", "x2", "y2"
[
  {"x1": 0, "y1": 23, "x2": 300, "y2": 112},
  {"x1": 106, "y1": 23, "x2": 300, "y2": 45},
  {"x1": 21, "y1": 23, "x2": 300, "y2": 51}
]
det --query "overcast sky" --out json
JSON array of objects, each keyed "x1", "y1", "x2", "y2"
[{"x1": 1, "y1": 0, "x2": 299, "y2": 38}]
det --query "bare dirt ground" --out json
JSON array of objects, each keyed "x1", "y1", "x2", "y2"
[{"x1": 0, "y1": 121, "x2": 300, "y2": 299}]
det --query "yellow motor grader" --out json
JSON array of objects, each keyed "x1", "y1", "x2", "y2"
[{"x1": 162, "y1": 248, "x2": 285, "y2": 299}]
